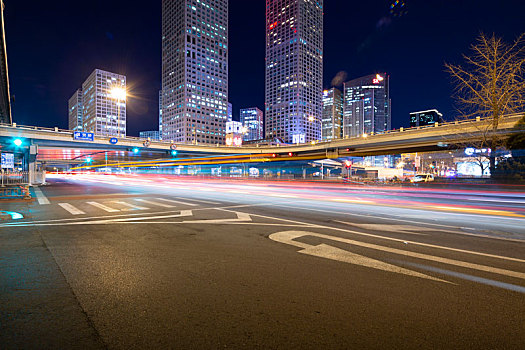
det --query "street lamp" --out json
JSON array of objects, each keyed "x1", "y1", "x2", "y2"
[{"x1": 110, "y1": 87, "x2": 126, "y2": 137}]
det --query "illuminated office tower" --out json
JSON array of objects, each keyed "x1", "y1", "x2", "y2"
[
  {"x1": 161, "y1": 0, "x2": 228, "y2": 144},
  {"x1": 240, "y1": 107, "x2": 264, "y2": 141},
  {"x1": 80, "y1": 69, "x2": 126, "y2": 137},
  {"x1": 343, "y1": 73, "x2": 391, "y2": 138},
  {"x1": 227, "y1": 102, "x2": 233, "y2": 122},
  {"x1": 158, "y1": 90, "x2": 163, "y2": 139},
  {"x1": 68, "y1": 89, "x2": 83, "y2": 131},
  {"x1": 321, "y1": 88, "x2": 343, "y2": 140},
  {"x1": 265, "y1": 0, "x2": 323, "y2": 144}
]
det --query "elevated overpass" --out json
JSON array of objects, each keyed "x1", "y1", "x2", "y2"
[
  {"x1": 1, "y1": 113, "x2": 522, "y2": 157},
  {"x1": 0, "y1": 113, "x2": 522, "y2": 183}
]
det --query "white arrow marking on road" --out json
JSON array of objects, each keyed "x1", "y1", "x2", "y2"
[
  {"x1": 269, "y1": 231, "x2": 450, "y2": 283},
  {"x1": 269, "y1": 230, "x2": 525, "y2": 281},
  {"x1": 86, "y1": 202, "x2": 120, "y2": 213},
  {"x1": 135, "y1": 199, "x2": 174, "y2": 208},
  {"x1": 58, "y1": 203, "x2": 85, "y2": 215}
]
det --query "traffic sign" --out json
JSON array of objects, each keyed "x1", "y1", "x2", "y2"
[
  {"x1": 1, "y1": 153, "x2": 14, "y2": 169},
  {"x1": 109, "y1": 138, "x2": 119, "y2": 144},
  {"x1": 73, "y1": 132, "x2": 94, "y2": 142}
]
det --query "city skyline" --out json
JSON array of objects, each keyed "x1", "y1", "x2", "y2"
[{"x1": 4, "y1": 1, "x2": 525, "y2": 136}]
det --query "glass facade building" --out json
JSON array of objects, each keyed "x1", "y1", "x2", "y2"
[
  {"x1": 240, "y1": 107, "x2": 264, "y2": 141},
  {"x1": 227, "y1": 102, "x2": 233, "y2": 122},
  {"x1": 70, "y1": 69, "x2": 126, "y2": 137},
  {"x1": 68, "y1": 89, "x2": 83, "y2": 132},
  {"x1": 139, "y1": 130, "x2": 161, "y2": 140},
  {"x1": 321, "y1": 88, "x2": 343, "y2": 141},
  {"x1": 343, "y1": 73, "x2": 391, "y2": 138},
  {"x1": 158, "y1": 90, "x2": 163, "y2": 140},
  {"x1": 410, "y1": 109, "x2": 443, "y2": 127},
  {"x1": 161, "y1": 0, "x2": 228, "y2": 144},
  {"x1": 265, "y1": 0, "x2": 323, "y2": 144}
]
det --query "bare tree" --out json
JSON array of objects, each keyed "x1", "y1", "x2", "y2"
[{"x1": 445, "y1": 33, "x2": 525, "y2": 175}]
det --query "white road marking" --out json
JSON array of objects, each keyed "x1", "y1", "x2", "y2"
[
  {"x1": 135, "y1": 199, "x2": 174, "y2": 208},
  {"x1": 86, "y1": 201, "x2": 120, "y2": 213},
  {"x1": 337, "y1": 222, "x2": 430, "y2": 235},
  {"x1": 0, "y1": 210, "x2": 194, "y2": 226},
  {"x1": 258, "y1": 202, "x2": 525, "y2": 243},
  {"x1": 156, "y1": 198, "x2": 198, "y2": 206},
  {"x1": 58, "y1": 203, "x2": 85, "y2": 215},
  {"x1": 215, "y1": 208, "x2": 525, "y2": 264},
  {"x1": 269, "y1": 231, "x2": 449, "y2": 283},
  {"x1": 269, "y1": 230, "x2": 525, "y2": 280},
  {"x1": 180, "y1": 211, "x2": 252, "y2": 224},
  {"x1": 170, "y1": 196, "x2": 220, "y2": 204},
  {"x1": 33, "y1": 187, "x2": 50, "y2": 205},
  {"x1": 113, "y1": 201, "x2": 149, "y2": 210}
]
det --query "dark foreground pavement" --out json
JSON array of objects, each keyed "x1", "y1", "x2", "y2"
[{"x1": 1, "y1": 176, "x2": 524, "y2": 349}]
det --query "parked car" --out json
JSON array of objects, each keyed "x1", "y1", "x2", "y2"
[{"x1": 411, "y1": 173, "x2": 435, "y2": 183}]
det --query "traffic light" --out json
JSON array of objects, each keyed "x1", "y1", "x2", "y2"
[
  {"x1": 288, "y1": 152, "x2": 297, "y2": 157},
  {"x1": 132, "y1": 147, "x2": 139, "y2": 154},
  {"x1": 171, "y1": 150, "x2": 178, "y2": 156},
  {"x1": 13, "y1": 138, "x2": 22, "y2": 147}
]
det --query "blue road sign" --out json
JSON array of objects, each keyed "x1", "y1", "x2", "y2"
[
  {"x1": 73, "y1": 132, "x2": 94, "y2": 142},
  {"x1": 1, "y1": 153, "x2": 14, "y2": 169},
  {"x1": 109, "y1": 138, "x2": 119, "y2": 144}
]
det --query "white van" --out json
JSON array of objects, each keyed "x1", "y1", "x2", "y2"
[{"x1": 411, "y1": 174, "x2": 435, "y2": 183}]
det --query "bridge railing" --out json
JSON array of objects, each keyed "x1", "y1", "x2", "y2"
[{"x1": 1, "y1": 113, "x2": 521, "y2": 148}]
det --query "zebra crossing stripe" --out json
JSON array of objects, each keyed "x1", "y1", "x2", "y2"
[
  {"x1": 58, "y1": 203, "x2": 85, "y2": 215},
  {"x1": 113, "y1": 201, "x2": 149, "y2": 210},
  {"x1": 135, "y1": 199, "x2": 174, "y2": 208},
  {"x1": 87, "y1": 202, "x2": 120, "y2": 213},
  {"x1": 156, "y1": 198, "x2": 198, "y2": 206}
]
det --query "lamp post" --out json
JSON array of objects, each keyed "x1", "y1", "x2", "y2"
[{"x1": 109, "y1": 87, "x2": 126, "y2": 137}]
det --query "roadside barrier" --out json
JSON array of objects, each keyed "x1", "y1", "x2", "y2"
[{"x1": 0, "y1": 171, "x2": 31, "y2": 199}]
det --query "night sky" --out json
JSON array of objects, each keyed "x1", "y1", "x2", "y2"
[{"x1": 5, "y1": 0, "x2": 525, "y2": 136}]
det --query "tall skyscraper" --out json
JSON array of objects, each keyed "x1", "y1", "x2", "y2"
[
  {"x1": 240, "y1": 107, "x2": 264, "y2": 141},
  {"x1": 343, "y1": 73, "x2": 391, "y2": 138},
  {"x1": 322, "y1": 88, "x2": 343, "y2": 141},
  {"x1": 78, "y1": 69, "x2": 127, "y2": 137},
  {"x1": 161, "y1": 0, "x2": 228, "y2": 144},
  {"x1": 68, "y1": 89, "x2": 83, "y2": 132},
  {"x1": 158, "y1": 90, "x2": 163, "y2": 139},
  {"x1": 265, "y1": 0, "x2": 323, "y2": 144}
]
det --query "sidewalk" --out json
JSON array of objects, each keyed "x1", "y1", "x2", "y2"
[{"x1": 0, "y1": 192, "x2": 105, "y2": 349}]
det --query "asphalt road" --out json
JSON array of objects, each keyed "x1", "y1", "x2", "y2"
[{"x1": 1, "y1": 174, "x2": 524, "y2": 349}]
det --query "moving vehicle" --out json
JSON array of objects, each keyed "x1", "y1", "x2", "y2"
[{"x1": 411, "y1": 173, "x2": 435, "y2": 183}]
